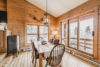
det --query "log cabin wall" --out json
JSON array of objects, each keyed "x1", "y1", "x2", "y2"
[
  {"x1": 0, "y1": 0, "x2": 7, "y2": 52},
  {"x1": 0, "y1": 0, "x2": 57, "y2": 49},
  {"x1": 0, "y1": 0, "x2": 100, "y2": 63},
  {"x1": 0, "y1": 0, "x2": 7, "y2": 11},
  {"x1": 7, "y1": 0, "x2": 57, "y2": 48},
  {"x1": 57, "y1": 0, "x2": 100, "y2": 62},
  {"x1": 0, "y1": 31, "x2": 7, "y2": 52},
  {"x1": 98, "y1": 5, "x2": 100, "y2": 62}
]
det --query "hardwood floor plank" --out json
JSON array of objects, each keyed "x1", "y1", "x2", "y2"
[
  {"x1": 0, "y1": 51, "x2": 96, "y2": 67},
  {"x1": 4, "y1": 56, "x2": 13, "y2": 67},
  {"x1": 27, "y1": 52, "x2": 31, "y2": 67},
  {"x1": 0, "y1": 56, "x2": 13, "y2": 67},
  {"x1": 24, "y1": 52, "x2": 28, "y2": 67},
  {"x1": 17, "y1": 53, "x2": 23, "y2": 67},
  {"x1": 20, "y1": 53, "x2": 25, "y2": 67},
  {"x1": 0, "y1": 53, "x2": 6, "y2": 63}
]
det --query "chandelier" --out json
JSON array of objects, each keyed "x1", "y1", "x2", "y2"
[{"x1": 43, "y1": 0, "x2": 50, "y2": 25}]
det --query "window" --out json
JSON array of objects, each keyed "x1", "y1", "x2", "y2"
[
  {"x1": 79, "y1": 17, "x2": 94, "y2": 54},
  {"x1": 27, "y1": 25, "x2": 38, "y2": 43},
  {"x1": 62, "y1": 22, "x2": 67, "y2": 47},
  {"x1": 26, "y1": 25, "x2": 49, "y2": 43},
  {"x1": 69, "y1": 20, "x2": 78, "y2": 49},
  {"x1": 61, "y1": 11, "x2": 96, "y2": 55},
  {"x1": 39, "y1": 26, "x2": 48, "y2": 41}
]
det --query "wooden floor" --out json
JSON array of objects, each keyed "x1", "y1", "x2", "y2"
[
  {"x1": 62, "y1": 53, "x2": 96, "y2": 67},
  {"x1": 0, "y1": 53, "x2": 6, "y2": 62},
  {"x1": 5, "y1": 52, "x2": 33, "y2": 67},
  {"x1": 0, "y1": 52, "x2": 46, "y2": 67},
  {"x1": 0, "y1": 51, "x2": 96, "y2": 67}
]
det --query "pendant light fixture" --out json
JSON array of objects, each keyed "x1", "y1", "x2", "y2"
[{"x1": 43, "y1": 0, "x2": 50, "y2": 25}]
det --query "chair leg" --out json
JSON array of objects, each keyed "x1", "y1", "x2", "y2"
[
  {"x1": 45, "y1": 63, "x2": 47, "y2": 67},
  {"x1": 34, "y1": 58, "x2": 37, "y2": 67},
  {"x1": 32, "y1": 56, "x2": 34, "y2": 63}
]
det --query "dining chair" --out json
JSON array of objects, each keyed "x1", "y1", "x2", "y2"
[
  {"x1": 31, "y1": 41, "x2": 39, "y2": 67},
  {"x1": 45, "y1": 44, "x2": 65, "y2": 67},
  {"x1": 54, "y1": 39, "x2": 59, "y2": 45},
  {"x1": 49, "y1": 39, "x2": 54, "y2": 43}
]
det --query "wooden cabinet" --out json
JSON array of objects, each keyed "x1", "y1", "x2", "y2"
[
  {"x1": 0, "y1": 31, "x2": 7, "y2": 53},
  {"x1": 7, "y1": 35, "x2": 19, "y2": 55}
]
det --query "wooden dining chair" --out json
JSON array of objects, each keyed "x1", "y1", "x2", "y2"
[
  {"x1": 31, "y1": 41, "x2": 39, "y2": 67},
  {"x1": 45, "y1": 44, "x2": 65, "y2": 67},
  {"x1": 54, "y1": 39, "x2": 59, "y2": 45},
  {"x1": 49, "y1": 39, "x2": 54, "y2": 43}
]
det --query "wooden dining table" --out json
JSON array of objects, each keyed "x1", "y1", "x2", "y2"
[{"x1": 34, "y1": 41, "x2": 54, "y2": 67}]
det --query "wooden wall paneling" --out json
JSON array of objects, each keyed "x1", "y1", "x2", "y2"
[
  {"x1": 92, "y1": 7, "x2": 99, "y2": 60},
  {"x1": 3, "y1": 31, "x2": 7, "y2": 52},
  {"x1": 6, "y1": 0, "x2": 57, "y2": 49},
  {"x1": 0, "y1": 31, "x2": 4, "y2": 49},
  {"x1": 67, "y1": 20, "x2": 69, "y2": 48},
  {"x1": 98, "y1": 5, "x2": 100, "y2": 62},
  {"x1": 0, "y1": 0, "x2": 7, "y2": 11},
  {"x1": 0, "y1": 31, "x2": 7, "y2": 52},
  {"x1": 60, "y1": 22, "x2": 62, "y2": 43}
]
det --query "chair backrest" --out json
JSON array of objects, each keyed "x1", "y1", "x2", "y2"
[
  {"x1": 31, "y1": 41, "x2": 36, "y2": 51},
  {"x1": 48, "y1": 44, "x2": 65, "y2": 66},
  {"x1": 49, "y1": 39, "x2": 54, "y2": 43},
  {"x1": 54, "y1": 39, "x2": 59, "y2": 45},
  {"x1": 31, "y1": 41, "x2": 39, "y2": 58}
]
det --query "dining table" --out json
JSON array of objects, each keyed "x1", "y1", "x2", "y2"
[{"x1": 34, "y1": 41, "x2": 54, "y2": 67}]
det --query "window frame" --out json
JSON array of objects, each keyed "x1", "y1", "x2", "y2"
[
  {"x1": 61, "y1": 21, "x2": 69, "y2": 47},
  {"x1": 68, "y1": 18, "x2": 79, "y2": 49},
  {"x1": 26, "y1": 24, "x2": 38, "y2": 44},
  {"x1": 61, "y1": 10, "x2": 98, "y2": 59},
  {"x1": 25, "y1": 24, "x2": 49, "y2": 44},
  {"x1": 79, "y1": 15, "x2": 94, "y2": 54},
  {"x1": 39, "y1": 25, "x2": 49, "y2": 41}
]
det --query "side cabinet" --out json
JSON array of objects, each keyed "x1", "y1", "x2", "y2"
[{"x1": 7, "y1": 35, "x2": 19, "y2": 55}]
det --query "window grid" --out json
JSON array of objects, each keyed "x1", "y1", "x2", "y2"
[
  {"x1": 26, "y1": 25, "x2": 49, "y2": 43},
  {"x1": 61, "y1": 13, "x2": 94, "y2": 55}
]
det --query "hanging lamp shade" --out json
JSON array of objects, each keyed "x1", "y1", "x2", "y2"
[
  {"x1": 43, "y1": 0, "x2": 50, "y2": 25},
  {"x1": 43, "y1": 12, "x2": 50, "y2": 25}
]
